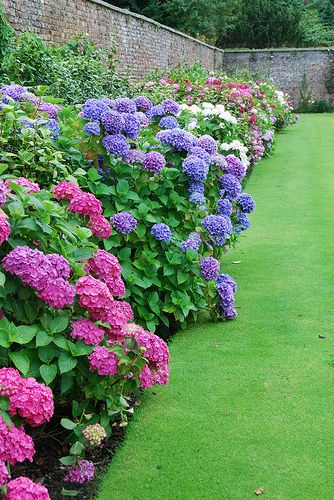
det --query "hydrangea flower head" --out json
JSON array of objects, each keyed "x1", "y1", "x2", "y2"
[
  {"x1": 122, "y1": 113, "x2": 141, "y2": 140},
  {"x1": 198, "y1": 134, "x2": 217, "y2": 154},
  {"x1": 82, "y1": 99, "x2": 109, "y2": 121},
  {"x1": 217, "y1": 273, "x2": 237, "y2": 293},
  {"x1": 134, "y1": 96, "x2": 153, "y2": 111},
  {"x1": 219, "y1": 174, "x2": 242, "y2": 200},
  {"x1": 112, "y1": 97, "x2": 136, "y2": 114},
  {"x1": 202, "y1": 214, "x2": 232, "y2": 246},
  {"x1": 159, "y1": 116, "x2": 179, "y2": 129},
  {"x1": 236, "y1": 193, "x2": 256, "y2": 213},
  {"x1": 111, "y1": 212, "x2": 137, "y2": 234},
  {"x1": 122, "y1": 149, "x2": 144, "y2": 164},
  {"x1": 190, "y1": 146, "x2": 211, "y2": 166},
  {"x1": 8, "y1": 377, "x2": 54, "y2": 427},
  {"x1": 4, "y1": 477, "x2": 50, "y2": 499},
  {"x1": 83, "y1": 121, "x2": 101, "y2": 136},
  {"x1": 5, "y1": 178, "x2": 40, "y2": 194},
  {"x1": 0, "y1": 217, "x2": 10, "y2": 245},
  {"x1": 200, "y1": 257, "x2": 220, "y2": 281},
  {"x1": 0, "y1": 367, "x2": 20, "y2": 397},
  {"x1": 224, "y1": 154, "x2": 246, "y2": 180},
  {"x1": 88, "y1": 346, "x2": 119, "y2": 376},
  {"x1": 182, "y1": 155, "x2": 209, "y2": 181},
  {"x1": 45, "y1": 253, "x2": 71, "y2": 279},
  {"x1": 0, "y1": 415, "x2": 35, "y2": 465},
  {"x1": 53, "y1": 181, "x2": 81, "y2": 201},
  {"x1": 151, "y1": 223, "x2": 172, "y2": 242},
  {"x1": 76, "y1": 276, "x2": 114, "y2": 321},
  {"x1": 64, "y1": 460, "x2": 95, "y2": 484},
  {"x1": 38, "y1": 278, "x2": 76, "y2": 309},
  {"x1": 83, "y1": 423, "x2": 107, "y2": 446},
  {"x1": 102, "y1": 134, "x2": 129, "y2": 156},
  {"x1": 180, "y1": 232, "x2": 202, "y2": 252},
  {"x1": 101, "y1": 110, "x2": 125, "y2": 134},
  {"x1": 70, "y1": 318, "x2": 105, "y2": 345},
  {"x1": 0, "y1": 84, "x2": 27, "y2": 101},
  {"x1": 88, "y1": 214, "x2": 112, "y2": 239},
  {"x1": 0, "y1": 459, "x2": 9, "y2": 486},
  {"x1": 142, "y1": 152, "x2": 166, "y2": 173},
  {"x1": 162, "y1": 99, "x2": 180, "y2": 115},
  {"x1": 217, "y1": 198, "x2": 233, "y2": 217},
  {"x1": 0, "y1": 180, "x2": 8, "y2": 207},
  {"x1": 69, "y1": 191, "x2": 102, "y2": 216}
]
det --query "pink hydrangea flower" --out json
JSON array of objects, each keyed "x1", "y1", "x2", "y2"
[
  {"x1": 82, "y1": 423, "x2": 106, "y2": 446},
  {"x1": 4, "y1": 476, "x2": 50, "y2": 499},
  {"x1": 0, "y1": 217, "x2": 10, "y2": 245},
  {"x1": 5, "y1": 178, "x2": 40, "y2": 193},
  {"x1": 53, "y1": 181, "x2": 81, "y2": 201},
  {"x1": 139, "y1": 365, "x2": 154, "y2": 390},
  {"x1": 0, "y1": 416, "x2": 35, "y2": 465},
  {"x1": 70, "y1": 318, "x2": 105, "y2": 345},
  {"x1": 76, "y1": 276, "x2": 114, "y2": 321},
  {"x1": 45, "y1": 253, "x2": 71, "y2": 279},
  {"x1": 88, "y1": 214, "x2": 112, "y2": 239},
  {"x1": 105, "y1": 300, "x2": 133, "y2": 337},
  {"x1": 88, "y1": 346, "x2": 119, "y2": 376},
  {"x1": 8, "y1": 377, "x2": 54, "y2": 427},
  {"x1": 69, "y1": 191, "x2": 102, "y2": 217},
  {"x1": 0, "y1": 459, "x2": 9, "y2": 485},
  {"x1": 38, "y1": 278, "x2": 76, "y2": 309},
  {"x1": 133, "y1": 327, "x2": 170, "y2": 367},
  {"x1": 0, "y1": 367, "x2": 20, "y2": 396},
  {"x1": 85, "y1": 250, "x2": 124, "y2": 296}
]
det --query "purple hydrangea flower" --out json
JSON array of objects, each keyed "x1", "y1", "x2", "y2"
[
  {"x1": 46, "y1": 253, "x2": 71, "y2": 279},
  {"x1": 147, "y1": 104, "x2": 165, "y2": 120},
  {"x1": 122, "y1": 113, "x2": 141, "y2": 140},
  {"x1": 43, "y1": 119, "x2": 60, "y2": 139},
  {"x1": 189, "y1": 191, "x2": 206, "y2": 207},
  {"x1": 219, "y1": 174, "x2": 242, "y2": 200},
  {"x1": 188, "y1": 181, "x2": 205, "y2": 194},
  {"x1": 38, "y1": 101, "x2": 61, "y2": 120},
  {"x1": 0, "y1": 84, "x2": 27, "y2": 101},
  {"x1": 142, "y1": 152, "x2": 166, "y2": 173},
  {"x1": 112, "y1": 97, "x2": 136, "y2": 114},
  {"x1": 64, "y1": 460, "x2": 95, "y2": 484},
  {"x1": 102, "y1": 134, "x2": 129, "y2": 156},
  {"x1": 217, "y1": 198, "x2": 233, "y2": 217},
  {"x1": 202, "y1": 214, "x2": 232, "y2": 246},
  {"x1": 0, "y1": 180, "x2": 8, "y2": 207},
  {"x1": 211, "y1": 154, "x2": 227, "y2": 169},
  {"x1": 111, "y1": 212, "x2": 137, "y2": 234},
  {"x1": 159, "y1": 116, "x2": 179, "y2": 129},
  {"x1": 216, "y1": 280, "x2": 237, "y2": 319},
  {"x1": 135, "y1": 112, "x2": 150, "y2": 127},
  {"x1": 100, "y1": 97, "x2": 115, "y2": 107},
  {"x1": 198, "y1": 135, "x2": 217, "y2": 154},
  {"x1": 83, "y1": 121, "x2": 101, "y2": 136},
  {"x1": 82, "y1": 99, "x2": 109, "y2": 121},
  {"x1": 200, "y1": 257, "x2": 220, "y2": 281},
  {"x1": 156, "y1": 128, "x2": 198, "y2": 152},
  {"x1": 236, "y1": 211, "x2": 251, "y2": 233},
  {"x1": 151, "y1": 223, "x2": 172, "y2": 242},
  {"x1": 224, "y1": 155, "x2": 246, "y2": 180},
  {"x1": 190, "y1": 147, "x2": 211, "y2": 166},
  {"x1": 236, "y1": 193, "x2": 256, "y2": 213},
  {"x1": 134, "y1": 96, "x2": 153, "y2": 111},
  {"x1": 19, "y1": 119, "x2": 35, "y2": 130},
  {"x1": 101, "y1": 110, "x2": 125, "y2": 134},
  {"x1": 182, "y1": 155, "x2": 209, "y2": 181},
  {"x1": 217, "y1": 273, "x2": 237, "y2": 293},
  {"x1": 122, "y1": 149, "x2": 144, "y2": 164},
  {"x1": 162, "y1": 99, "x2": 180, "y2": 115},
  {"x1": 180, "y1": 232, "x2": 202, "y2": 252}
]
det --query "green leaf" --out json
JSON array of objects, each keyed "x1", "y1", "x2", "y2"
[
  {"x1": 0, "y1": 329, "x2": 10, "y2": 348},
  {"x1": 116, "y1": 179, "x2": 129, "y2": 196},
  {"x1": 0, "y1": 272, "x2": 6, "y2": 287},
  {"x1": 9, "y1": 350, "x2": 30, "y2": 375},
  {"x1": 36, "y1": 330, "x2": 53, "y2": 347},
  {"x1": 61, "y1": 418, "x2": 77, "y2": 430},
  {"x1": 70, "y1": 441, "x2": 85, "y2": 455},
  {"x1": 53, "y1": 334, "x2": 70, "y2": 350},
  {"x1": 40, "y1": 364, "x2": 57, "y2": 384},
  {"x1": 59, "y1": 456, "x2": 76, "y2": 466},
  {"x1": 61, "y1": 489, "x2": 79, "y2": 497},
  {"x1": 38, "y1": 344, "x2": 56, "y2": 364},
  {"x1": 13, "y1": 325, "x2": 37, "y2": 344},
  {"x1": 50, "y1": 316, "x2": 69, "y2": 334},
  {"x1": 58, "y1": 352, "x2": 77, "y2": 374},
  {"x1": 61, "y1": 373, "x2": 73, "y2": 393}
]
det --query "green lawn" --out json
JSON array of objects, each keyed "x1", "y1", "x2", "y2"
[{"x1": 98, "y1": 115, "x2": 334, "y2": 500}]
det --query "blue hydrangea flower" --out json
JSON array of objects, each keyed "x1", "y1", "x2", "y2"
[
  {"x1": 198, "y1": 134, "x2": 217, "y2": 154},
  {"x1": 180, "y1": 232, "x2": 202, "y2": 252},
  {"x1": 157, "y1": 129, "x2": 197, "y2": 152},
  {"x1": 135, "y1": 112, "x2": 150, "y2": 127},
  {"x1": 112, "y1": 98, "x2": 136, "y2": 114},
  {"x1": 122, "y1": 149, "x2": 144, "y2": 164},
  {"x1": 217, "y1": 273, "x2": 237, "y2": 293},
  {"x1": 190, "y1": 146, "x2": 211, "y2": 166},
  {"x1": 224, "y1": 154, "x2": 246, "y2": 180},
  {"x1": 102, "y1": 134, "x2": 129, "y2": 156},
  {"x1": 82, "y1": 99, "x2": 109, "y2": 121},
  {"x1": 236, "y1": 211, "x2": 251, "y2": 233},
  {"x1": 44, "y1": 119, "x2": 60, "y2": 139},
  {"x1": 162, "y1": 99, "x2": 180, "y2": 116},
  {"x1": 202, "y1": 214, "x2": 232, "y2": 246},
  {"x1": 189, "y1": 191, "x2": 206, "y2": 208},
  {"x1": 134, "y1": 96, "x2": 153, "y2": 111},
  {"x1": 83, "y1": 121, "x2": 101, "y2": 136},
  {"x1": 101, "y1": 110, "x2": 125, "y2": 134},
  {"x1": 159, "y1": 116, "x2": 179, "y2": 129},
  {"x1": 182, "y1": 155, "x2": 209, "y2": 181},
  {"x1": 211, "y1": 154, "x2": 227, "y2": 169},
  {"x1": 142, "y1": 152, "x2": 166, "y2": 173},
  {"x1": 188, "y1": 181, "x2": 205, "y2": 194},
  {"x1": 151, "y1": 223, "x2": 172, "y2": 242},
  {"x1": 100, "y1": 97, "x2": 115, "y2": 107},
  {"x1": 219, "y1": 174, "x2": 242, "y2": 200},
  {"x1": 236, "y1": 193, "x2": 256, "y2": 213},
  {"x1": 0, "y1": 84, "x2": 27, "y2": 101},
  {"x1": 122, "y1": 113, "x2": 141, "y2": 140},
  {"x1": 111, "y1": 212, "x2": 137, "y2": 234},
  {"x1": 216, "y1": 280, "x2": 237, "y2": 319},
  {"x1": 147, "y1": 104, "x2": 165, "y2": 120},
  {"x1": 200, "y1": 257, "x2": 220, "y2": 281},
  {"x1": 217, "y1": 198, "x2": 233, "y2": 217}
]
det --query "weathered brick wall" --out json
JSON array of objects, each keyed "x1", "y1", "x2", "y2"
[
  {"x1": 2, "y1": 0, "x2": 224, "y2": 79},
  {"x1": 223, "y1": 49, "x2": 334, "y2": 107}
]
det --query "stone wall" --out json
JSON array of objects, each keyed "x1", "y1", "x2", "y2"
[
  {"x1": 223, "y1": 48, "x2": 334, "y2": 107},
  {"x1": 2, "y1": 0, "x2": 224, "y2": 79}
]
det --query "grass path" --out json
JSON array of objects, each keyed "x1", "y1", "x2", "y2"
[{"x1": 98, "y1": 115, "x2": 334, "y2": 499}]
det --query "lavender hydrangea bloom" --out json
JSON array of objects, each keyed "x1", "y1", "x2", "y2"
[
  {"x1": 122, "y1": 113, "x2": 141, "y2": 140},
  {"x1": 142, "y1": 152, "x2": 166, "y2": 173},
  {"x1": 147, "y1": 104, "x2": 165, "y2": 119},
  {"x1": 135, "y1": 112, "x2": 150, "y2": 127},
  {"x1": 236, "y1": 211, "x2": 251, "y2": 233},
  {"x1": 188, "y1": 181, "x2": 205, "y2": 194},
  {"x1": 101, "y1": 110, "x2": 125, "y2": 134},
  {"x1": 159, "y1": 116, "x2": 179, "y2": 129},
  {"x1": 82, "y1": 99, "x2": 109, "y2": 121},
  {"x1": 189, "y1": 191, "x2": 206, "y2": 207},
  {"x1": 64, "y1": 460, "x2": 95, "y2": 484},
  {"x1": 190, "y1": 147, "x2": 211, "y2": 166},
  {"x1": 180, "y1": 232, "x2": 202, "y2": 252},
  {"x1": 122, "y1": 149, "x2": 144, "y2": 164},
  {"x1": 162, "y1": 99, "x2": 180, "y2": 115},
  {"x1": 111, "y1": 212, "x2": 137, "y2": 234},
  {"x1": 100, "y1": 97, "x2": 115, "y2": 107},
  {"x1": 134, "y1": 96, "x2": 153, "y2": 111},
  {"x1": 0, "y1": 84, "x2": 27, "y2": 101},
  {"x1": 83, "y1": 121, "x2": 101, "y2": 136},
  {"x1": 182, "y1": 155, "x2": 209, "y2": 181},
  {"x1": 112, "y1": 97, "x2": 136, "y2": 114},
  {"x1": 38, "y1": 101, "x2": 61, "y2": 120},
  {"x1": 0, "y1": 180, "x2": 8, "y2": 207},
  {"x1": 211, "y1": 154, "x2": 227, "y2": 169},
  {"x1": 224, "y1": 154, "x2": 246, "y2": 180},
  {"x1": 19, "y1": 119, "x2": 35, "y2": 130},
  {"x1": 157, "y1": 128, "x2": 197, "y2": 152},
  {"x1": 202, "y1": 214, "x2": 232, "y2": 246},
  {"x1": 102, "y1": 134, "x2": 129, "y2": 156},
  {"x1": 236, "y1": 193, "x2": 256, "y2": 213},
  {"x1": 219, "y1": 174, "x2": 242, "y2": 200},
  {"x1": 217, "y1": 273, "x2": 237, "y2": 293},
  {"x1": 217, "y1": 198, "x2": 233, "y2": 217},
  {"x1": 200, "y1": 257, "x2": 220, "y2": 281},
  {"x1": 216, "y1": 280, "x2": 237, "y2": 319},
  {"x1": 151, "y1": 223, "x2": 172, "y2": 242},
  {"x1": 198, "y1": 134, "x2": 217, "y2": 154}
]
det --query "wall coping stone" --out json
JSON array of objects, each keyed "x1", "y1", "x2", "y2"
[{"x1": 224, "y1": 47, "x2": 334, "y2": 53}]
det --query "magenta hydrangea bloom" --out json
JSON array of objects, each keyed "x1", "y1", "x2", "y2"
[
  {"x1": 70, "y1": 318, "x2": 105, "y2": 345},
  {"x1": 69, "y1": 191, "x2": 102, "y2": 216},
  {"x1": 105, "y1": 300, "x2": 133, "y2": 336},
  {"x1": 53, "y1": 181, "x2": 81, "y2": 201},
  {"x1": 85, "y1": 250, "x2": 124, "y2": 297},
  {"x1": 134, "y1": 327, "x2": 170, "y2": 367},
  {"x1": 0, "y1": 180, "x2": 8, "y2": 207},
  {"x1": 142, "y1": 152, "x2": 166, "y2": 174},
  {"x1": 139, "y1": 364, "x2": 154, "y2": 390},
  {"x1": 38, "y1": 278, "x2": 76, "y2": 309},
  {"x1": 76, "y1": 276, "x2": 114, "y2": 321},
  {"x1": 200, "y1": 257, "x2": 220, "y2": 281},
  {"x1": 0, "y1": 459, "x2": 9, "y2": 485},
  {"x1": 88, "y1": 347, "x2": 119, "y2": 376},
  {"x1": 88, "y1": 214, "x2": 112, "y2": 239},
  {"x1": 5, "y1": 177, "x2": 40, "y2": 194},
  {"x1": 0, "y1": 416, "x2": 35, "y2": 465},
  {"x1": 0, "y1": 367, "x2": 20, "y2": 397},
  {"x1": 111, "y1": 212, "x2": 137, "y2": 234},
  {"x1": 0, "y1": 217, "x2": 10, "y2": 245},
  {"x1": 8, "y1": 377, "x2": 54, "y2": 427},
  {"x1": 4, "y1": 477, "x2": 50, "y2": 500},
  {"x1": 46, "y1": 253, "x2": 71, "y2": 279}
]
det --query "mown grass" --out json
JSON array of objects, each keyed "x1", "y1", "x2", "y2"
[{"x1": 98, "y1": 115, "x2": 334, "y2": 499}]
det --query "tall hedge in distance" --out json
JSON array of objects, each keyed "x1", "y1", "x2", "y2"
[{"x1": 0, "y1": 1, "x2": 13, "y2": 66}]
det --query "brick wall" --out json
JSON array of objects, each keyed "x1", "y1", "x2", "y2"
[
  {"x1": 223, "y1": 48, "x2": 334, "y2": 107},
  {"x1": 2, "y1": 0, "x2": 224, "y2": 79}
]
